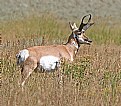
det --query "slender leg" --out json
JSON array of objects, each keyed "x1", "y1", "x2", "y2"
[{"x1": 21, "y1": 56, "x2": 37, "y2": 87}]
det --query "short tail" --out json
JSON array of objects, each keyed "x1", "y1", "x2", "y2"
[
  {"x1": 16, "y1": 49, "x2": 29, "y2": 65},
  {"x1": 16, "y1": 54, "x2": 21, "y2": 65}
]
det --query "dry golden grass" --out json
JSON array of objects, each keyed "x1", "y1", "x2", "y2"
[{"x1": 1, "y1": 15, "x2": 121, "y2": 106}]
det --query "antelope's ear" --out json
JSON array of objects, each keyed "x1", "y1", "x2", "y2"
[
  {"x1": 69, "y1": 22, "x2": 74, "y2": 30},
  {"x1": 69, "y1": 22, "x2": 78, "y2": 31}
]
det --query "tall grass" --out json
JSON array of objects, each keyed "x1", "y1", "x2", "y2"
[{"x1": 1, "y1": 15, "x2": 121, "y2": 106}]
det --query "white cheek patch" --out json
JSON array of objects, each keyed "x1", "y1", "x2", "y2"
[
  {"x1": 40, "y1": 55, "x2": 60, "y2": 71},
  {"x1": 16, "y1": 49, "x2": 29, "y2": 64},
  {"x1": 79, "y1": 37, "x2": 85, "y2": 43}
]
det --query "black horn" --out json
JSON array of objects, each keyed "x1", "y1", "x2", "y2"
[
  {"x1": 82, "y1": 14, "x2": 91, "y2": 23},
  {"x1": 79, "y1": 14, "x2": 94, "y2": 31}
]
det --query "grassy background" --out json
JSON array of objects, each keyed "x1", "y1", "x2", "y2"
[
  {"x1": 1, "y1": 15, "x2": 121, "y2": 106},
  {"x1": 1, "y1": 1, "x2": 121, "y2": 105}
]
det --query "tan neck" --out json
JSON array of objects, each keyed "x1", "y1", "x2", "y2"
[{"x1": 64, "y1": 39, "x2": 79, "y2": 61}]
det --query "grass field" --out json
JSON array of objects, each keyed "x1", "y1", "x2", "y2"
[{"x1": 1, "y1": 15, "x2": 121, "y2": 106}]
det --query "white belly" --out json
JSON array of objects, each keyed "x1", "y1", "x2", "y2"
[{"x1": 40, "y1": 55, "x2": 60, "y2": 71}]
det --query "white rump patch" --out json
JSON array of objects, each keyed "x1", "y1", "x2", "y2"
[
  {"x1": 16, "y1": 49, "x2": 29, "y2": 64},
  {"x1": 40, "y1": 55, "x2": 60, "y2": 71}
]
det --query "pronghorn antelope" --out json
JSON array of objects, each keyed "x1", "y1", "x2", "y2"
[{"x1": 16, "y1": 14, "x2": 94, "y2": 86}]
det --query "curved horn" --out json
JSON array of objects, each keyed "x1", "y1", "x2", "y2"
[
  {"x1": 81, "y1": 14, "x2": 91, "y2": 24},
  {"x1": 79, "y1": 14, "x2": 93, "y2": 31},
  {"x1": 87, "y1": 14, "x2": 91, "y2": 23}
]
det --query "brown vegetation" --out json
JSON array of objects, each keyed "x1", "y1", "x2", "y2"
[{"x1": 1, "y1": 16, "x2": 121, "y2": 106}]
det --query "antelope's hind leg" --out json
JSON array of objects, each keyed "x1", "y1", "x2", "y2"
[{"x1": 21, "y1": 56, "x2": 37, "y2": 86}]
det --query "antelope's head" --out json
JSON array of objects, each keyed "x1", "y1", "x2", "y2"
[{"x1": 69, "y1": 14, "x2": 94, "y2": 45}]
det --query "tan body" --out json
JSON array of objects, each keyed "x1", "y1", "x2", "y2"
[
  {"x1": 16, "y1": 14, "x2": 94, "y2": 86},
  {"x1": 27, "y1": 44, "x2": 76, "y2": 62},
  {"x1": 19, "y1": 42, "x2": 78, "y2": 86}
]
